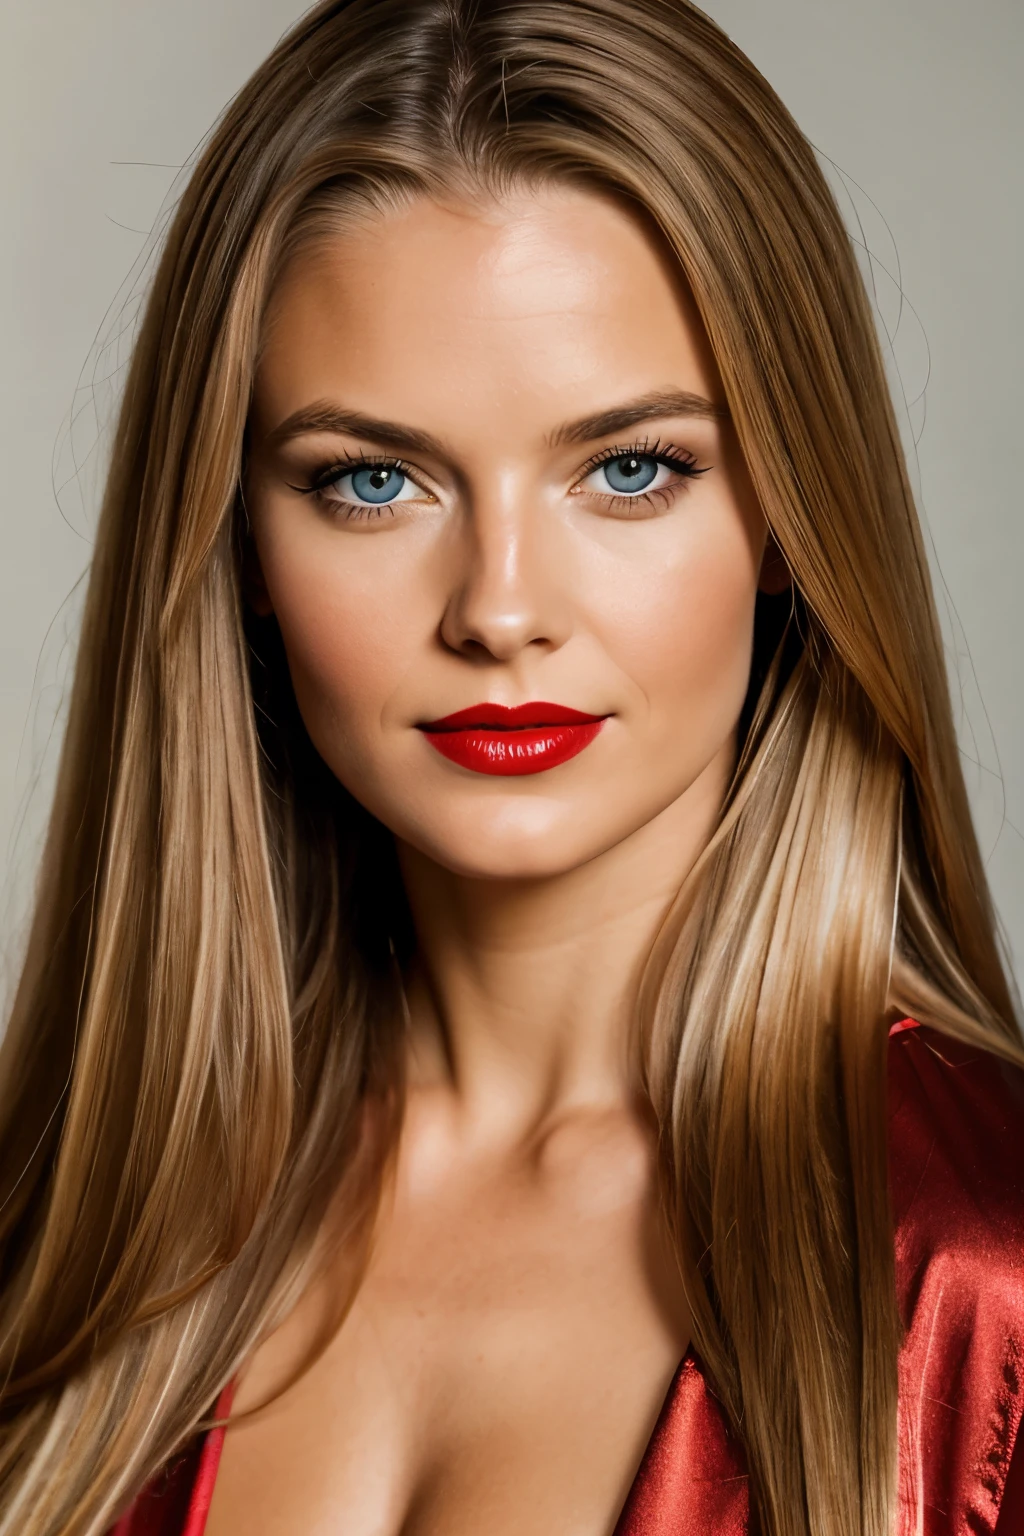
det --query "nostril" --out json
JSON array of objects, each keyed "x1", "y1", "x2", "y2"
[
  {"x1": 454, "y1": 635, "x2": 504, "y2": 663},
  {"x1": 439, "y1": 598, "x2": 563, "y2": 663},
  {"x1": 437, "y1": 529, "x2": 572, "y2": 660}
]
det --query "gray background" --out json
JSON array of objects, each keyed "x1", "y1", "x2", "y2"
[{"x1": 1, "y1": 0, "x2": 1021, "y2": 997}]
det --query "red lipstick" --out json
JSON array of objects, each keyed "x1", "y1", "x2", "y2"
[{"x1": 419, "y1": 702, "x2": 607, "y2": 776}]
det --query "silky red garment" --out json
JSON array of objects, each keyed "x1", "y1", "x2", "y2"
[{"x1": 112, "y1": 1022, "x2": 1024, "y2": 1536}]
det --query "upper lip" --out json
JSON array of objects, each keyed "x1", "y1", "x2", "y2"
[{"x1": 420, "y1": 702, "x2": 607, "y2": 731}]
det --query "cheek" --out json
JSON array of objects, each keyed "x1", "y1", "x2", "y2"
[
  {"x1": 588, "y1": 507, "x2": 760, "y2": 741},
  {"x1": 255, "y1": 521, "x2": 432, "y2": 755}
]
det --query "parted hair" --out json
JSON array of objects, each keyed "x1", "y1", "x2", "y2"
[{"x1": 0, "y1": 3, "x2": 1019, "y2": 1533}]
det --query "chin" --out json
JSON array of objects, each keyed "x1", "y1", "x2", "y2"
[
  {"x1": 392, "y1": 794, "x2": 614, "y2": 882},
  {"x1": 419, "y1": 841, "x2": 592, "y2": 883}
]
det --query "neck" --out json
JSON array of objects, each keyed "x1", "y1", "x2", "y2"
[{"x1": 397, "y1": 744, "x2": 731, "y2": 1143}]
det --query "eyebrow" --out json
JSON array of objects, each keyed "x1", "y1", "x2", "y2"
[
  {"x1": 264, "y1": 403, "x2": 447, "y2": 457},
  {"x1": 262, "y1": 387, "x2": 726, "y2": 457},
  {"x1": 548, "y1": 389, "x2": 727, "y2": 447}
]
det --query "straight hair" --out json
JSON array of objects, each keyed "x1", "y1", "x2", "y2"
[{"x1": 0, "y1": 3, "x2": 1019, "y2": 1532}]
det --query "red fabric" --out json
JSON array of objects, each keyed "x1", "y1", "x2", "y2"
[
  {"x1": 115, "y1": 1021, "x2": 1024, "y2": 1536},
  {"x1": 614, "y1": 1022, "x2": 1024, "y2": 1536},
  {"x1": 612, "y1": 1351, "x2": 753, "y2": 1535},
  {"x1": 889, "y1": 1027, "x2": 1024, "y2": 1533},
  {"x1": 112, "y1": 1386, "x2": 233, "y2": 1536}
]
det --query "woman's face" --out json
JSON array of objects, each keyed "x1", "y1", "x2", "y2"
[{"x1": 247, "y1": 185, "x2": 768, "y2": 879}]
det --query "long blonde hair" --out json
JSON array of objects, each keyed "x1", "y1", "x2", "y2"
[{"x1": 0, "y1": 2, "x2": 1018, "y2": 1532}]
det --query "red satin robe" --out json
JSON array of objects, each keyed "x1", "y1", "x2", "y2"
[{"x1": 113, "y1": 1022, "x2": 1024, "y2": 1536}]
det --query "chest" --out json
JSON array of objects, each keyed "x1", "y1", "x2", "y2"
[{"x1": 205, "y1": 1121, "x2": 688, "y2": 1536}]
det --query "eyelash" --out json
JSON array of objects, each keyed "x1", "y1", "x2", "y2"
[
  {"x1": 574, "y1": 438, "x2": 708, "y2": 514},
  {"x1": 296, "y1": 452, "x2": 416, "y2": 520},
  {"x1": 295, "y1": 438, "x2": 708, "y2": 520}
]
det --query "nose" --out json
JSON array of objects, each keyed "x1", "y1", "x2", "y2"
[{"x1": 439, "y1": 481, "x2": 571, "y2": 663}]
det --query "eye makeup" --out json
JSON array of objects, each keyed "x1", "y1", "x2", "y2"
[
  {"x1": 287, "y1": 435, "x2": 710, "y2": 522},
  {"x1": 571, "y1": 437, "x2": 709, "y2": 516}
]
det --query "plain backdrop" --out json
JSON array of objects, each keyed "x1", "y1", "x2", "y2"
[{"x1": 1, "y1": 0, "x2": 1021, "y2": 996}]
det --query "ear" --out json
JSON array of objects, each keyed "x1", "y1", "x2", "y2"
[
  {"x1": 758, "y1": 530, "x2": 792, "y2": 596},
  {"x1": 242, "y1": 533, "x2": 275, "y2": 617}
]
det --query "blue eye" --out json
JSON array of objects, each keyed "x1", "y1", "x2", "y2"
[
  {"x1": 578, "y1": 446, "x2": 705, "y2": 507},
  {"x1": 347, "y1": 465, "x2": 407, "y2": 503},
  {"x1": 600, "y1": 454, "x2": 659, "y2": 494},
  {"x1": 308, "y1": 460, "x2": 423, "y2": 511}
]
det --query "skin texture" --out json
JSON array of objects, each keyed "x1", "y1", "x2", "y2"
[{"x1": 208, "y1": 186, "x2": 773, "y2": 1535}]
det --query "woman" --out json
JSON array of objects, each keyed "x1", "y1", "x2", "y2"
[{"x1": 0, "y1": 1, "x2": 1021, "y2": 1532}]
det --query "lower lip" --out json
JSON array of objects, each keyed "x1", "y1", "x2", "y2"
[{"x1": 421, "y1": 721, "x2": 605, "y2": 776}]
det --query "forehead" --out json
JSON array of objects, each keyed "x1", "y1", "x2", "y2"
[{"x1": 254, "y1": 185, "x2": 722, "y2": 438}]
